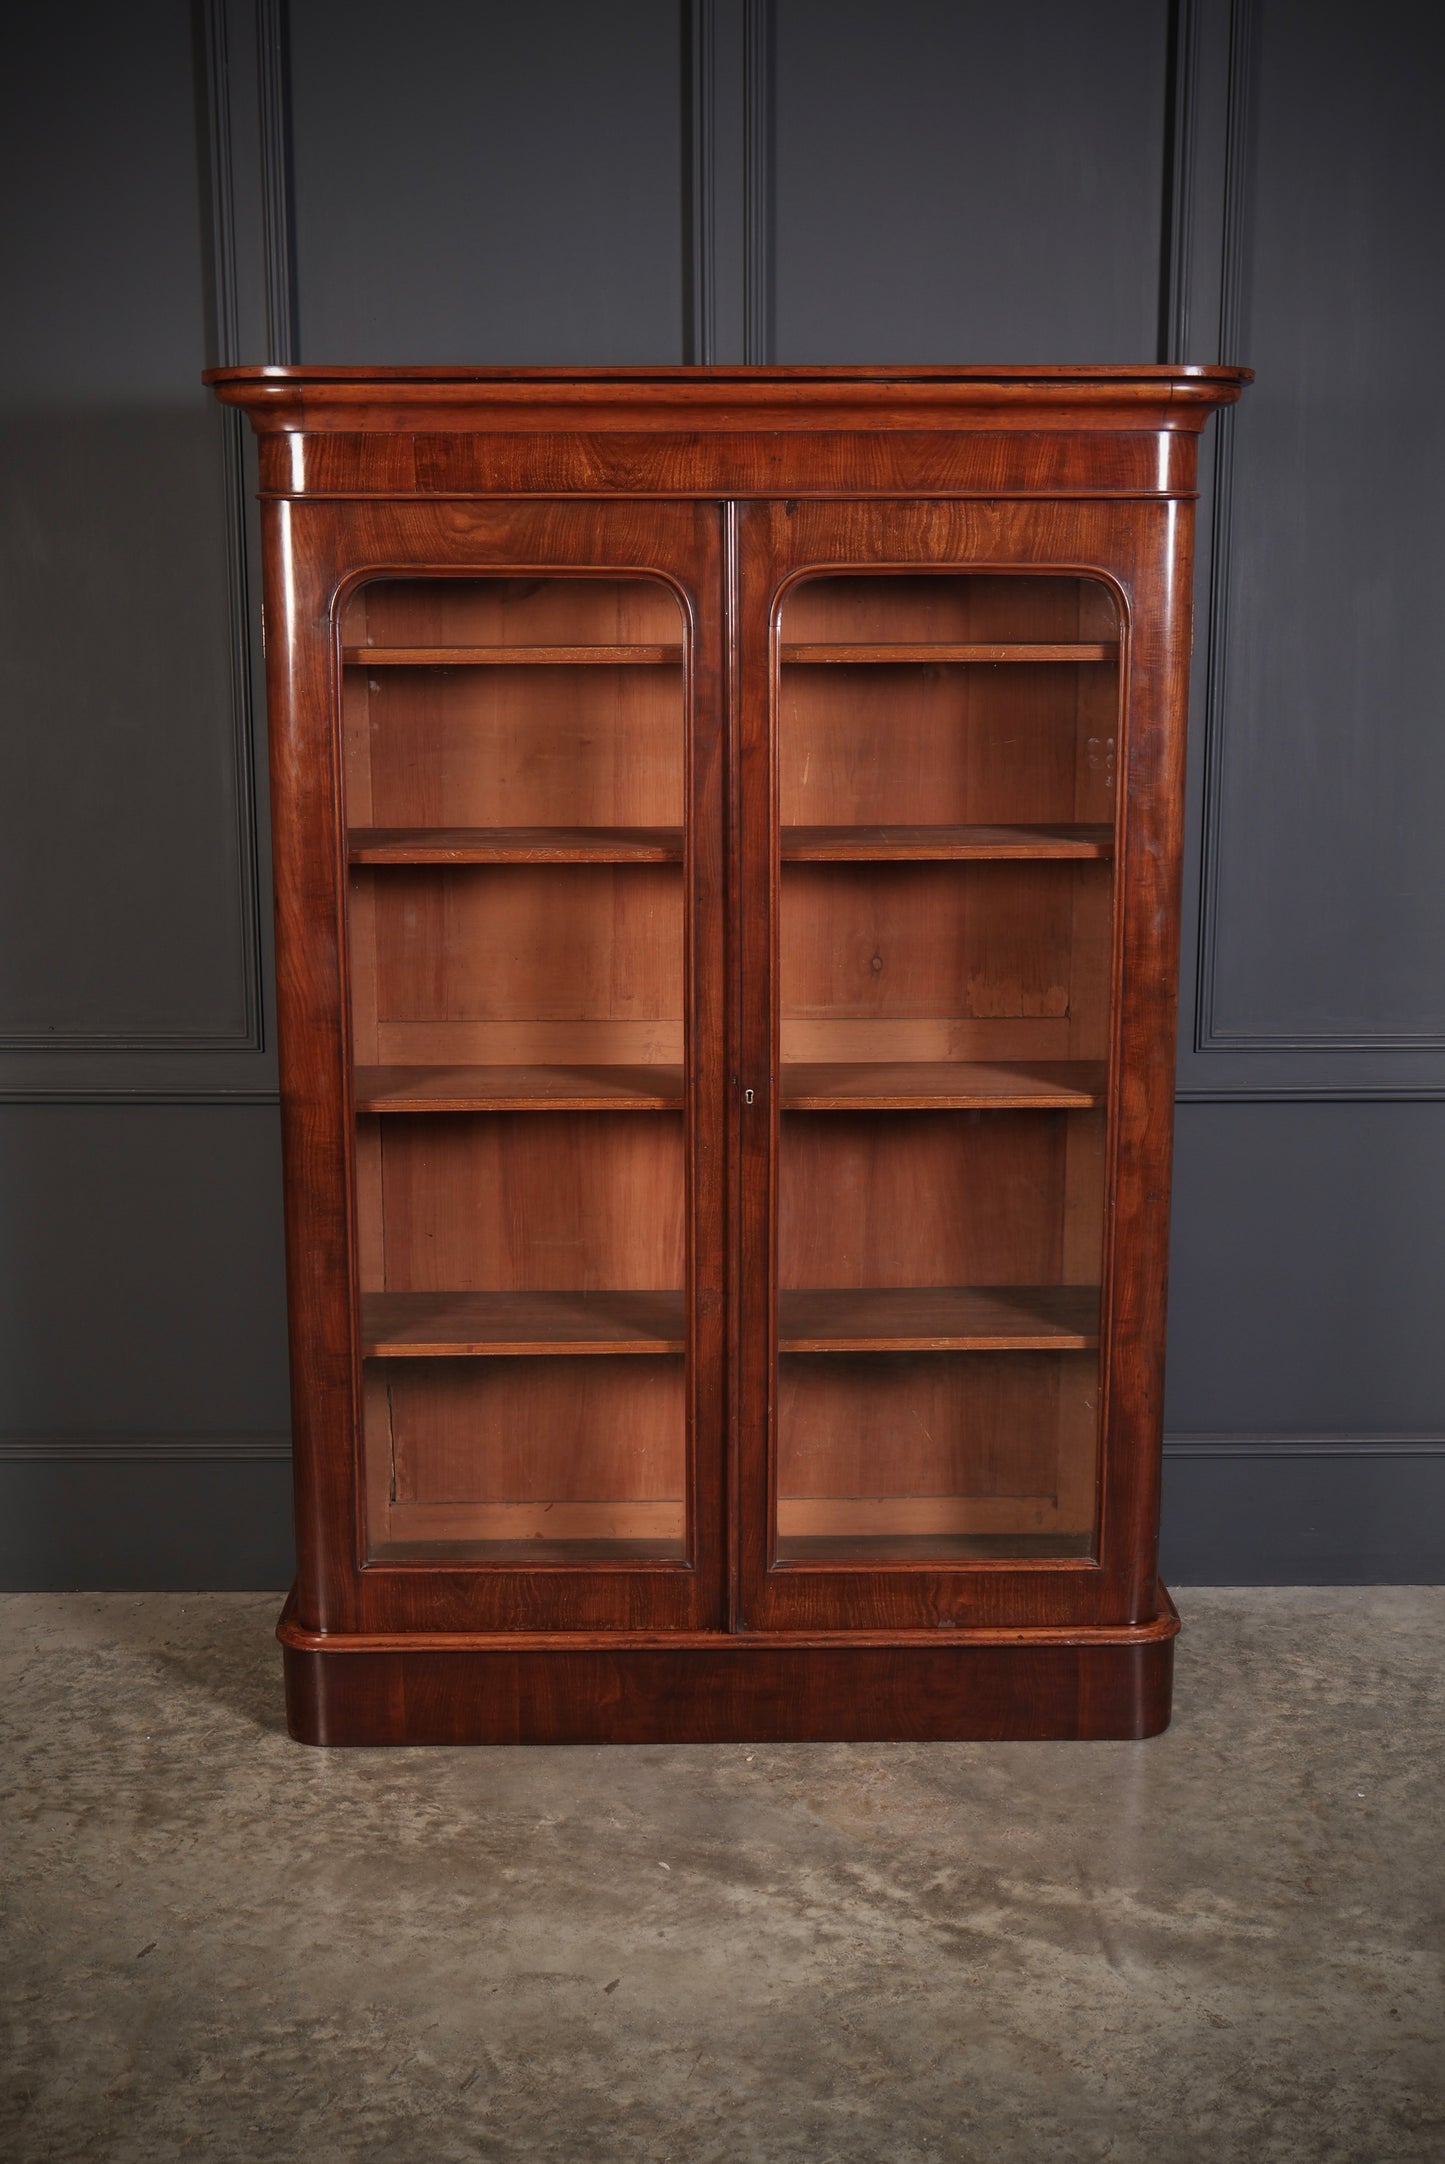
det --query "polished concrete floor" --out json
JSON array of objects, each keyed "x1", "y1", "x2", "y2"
[{"x1": 1, "y1": 1590, "x2": 1441, "y2": 2164}]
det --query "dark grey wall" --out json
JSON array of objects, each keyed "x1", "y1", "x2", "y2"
[{"x1": 3, "y1": 0, "x2": 1440, "y2": 1587}]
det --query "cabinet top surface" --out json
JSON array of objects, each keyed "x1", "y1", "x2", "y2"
[
  {"x1": 206, "y1": 363, "x2": 1249, "y2": 384},
  {"x1": 205, "y1": 363, "x2": 1249, "y2": 441}
]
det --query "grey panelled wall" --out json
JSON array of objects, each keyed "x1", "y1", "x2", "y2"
[
  {"x1": 772, "y1": 0, "x2": 1171, "y2": 363},
  {"x1": 1, "y1": 0, "x2": 1440, "y2": 1589},
  {"x1": 1, "y1": 6, "x2": 262, "y2": 1059},
  {"x1": 287, "y1": 0, "x2": 686, "y2": 363}
]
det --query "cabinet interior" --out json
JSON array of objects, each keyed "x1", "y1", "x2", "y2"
[
  {"x1": 773, "y1": 571, "x2": 1118, "y2": 1563},
  {"x1": 339, "y1": 565, "x2": 1119, "y2": 1572},
  {"x1": 341, "y1": 576, "x2": 689, "y2": 1561}
]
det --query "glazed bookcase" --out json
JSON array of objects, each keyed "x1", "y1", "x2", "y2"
[{"x1": 206, "y1": 365, "x2": 1248, "y2": 1745}]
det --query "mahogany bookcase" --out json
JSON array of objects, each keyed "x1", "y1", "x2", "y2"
[{"x1": 205, "y1": 365, "x2": 1248, "y2": 1745}]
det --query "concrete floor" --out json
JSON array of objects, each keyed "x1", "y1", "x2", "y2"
[{"x1": 1, "y1": 1592, "x2": 1441, "y2": 2164}]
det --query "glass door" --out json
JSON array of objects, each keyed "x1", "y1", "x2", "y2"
[
  {"x1": 340, "y1": 551, "x2": 723, "y2": 1630},
  {"x1": 736, "y1": 504, "x2": 1123, "y2": 1630}
]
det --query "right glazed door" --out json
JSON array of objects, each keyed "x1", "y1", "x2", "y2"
[{"x1": 735, "y1": 500, "x2": 1128, "y2": 1632}]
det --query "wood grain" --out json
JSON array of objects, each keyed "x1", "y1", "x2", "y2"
[
  {"x1": 351, "y1": 823, "x2": 1110, "y2": 863},
  {"x1": 364, "y1": 864, "x2": 683, "y2": 1027},
  {"x1": 772, "y1": 1532, "x2": 1094, "y2": 1563},
  {"x1": 347, "y1": 574, "x2": 684, "y2": 645},
  {"x1": 780, "y1": 1061, "x2": 1104, "y2": 1109},
  {"x1": 779, "y1": 1110, "x2": 1087, "y2": 1290},
  {"x1": 376, "y1": 1504, "x2": 685, "y2": 1548},
  {"x1": 355, "y1": 1064, "x2": 684, "y2": 1112},
  {"x1": 372, "y1": 1354, "x2": 686, "y2": 1554},
  {"x1": 783, "y1": 824, "x2": 1112, "y2": 861},
  {"x1": 778, "y1": 1285, "x2": 1098, "y2": 1351},
  {"x1": 374, "y1": 1113, "x2": 684, "y2": 1294},
  {"x1": 777, "y1": 1348, "x2": 1098, "y2": 1542},
  {"x1": 277, "y1": 1612, "x2": 1181, "y2": 1747},
  {"x1": 781, "y1": 861, "x2": 1109, "y2": 1025},
  {"x1": 260, "y1": 428, "x2": 1204, "y2": 502},
  {"x1": 776, "y1": 1505, "x2": 1090, "y2": 1541},
  {"x1": 778, "y1": 581, "x2": 1119, "y2": 844},
  {"x1": 362, "y1": 1289, "x2": 685, "y2": 1356},
  {"x1": 380, "y1": 1360, "x2": 684, "y2": 1493},
  {"x1": 362, "y1": 1284, "x2": 1093, "y2": 1357},
  {"x1": 349, "y1": 826, "x2": 683, "y2": 863},
  {"x1": 344, "y1": 644, "x2": 681, "y2": 666},
  {"x1": 344, "y1": 580, "x2": 684, "y2": 834},
  {"x1": 782, "y1": 641, "x2": 1115, "y2": 663}
]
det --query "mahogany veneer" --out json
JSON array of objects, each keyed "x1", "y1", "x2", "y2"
[
  {"x1": 361, "y1": 1289, "x2": 686, "y2": 1358},
  {"x1": 343, "y1": 642, "x2": 682, "y2": 665},
  {"x1": 781, "y1": 640, "x2": 1116, "y2": 663},
  {"x1": 782, "y1": 824, "x2": 1114, "y2": 861},
  {"x1": 353, "y1": 1064, "x2": 686, "y2": 1112},
  {"x1": 208, "y1": 364, "x2": 1247, "y2": 1745},
  {"x1": 348, "y1": 827, "x2": 685, "y2": 864}
]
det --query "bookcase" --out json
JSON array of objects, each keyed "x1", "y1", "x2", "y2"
[{"x1": 206, "y1": 365, "x2": 1248, "y2": 1743}]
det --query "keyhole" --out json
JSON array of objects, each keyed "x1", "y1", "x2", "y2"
[{"x1": 744, "y1": 1088, "x2": 755, "y2": 1104}]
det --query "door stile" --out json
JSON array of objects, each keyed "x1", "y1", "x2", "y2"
[
  {"x1": 1098, "y1": 498, "x2": 1194, "y2": 1626},
  {"x1": 261, "y1": 496, "x2": 357, "y2": 1640},
  {"x1": 723, "y1": 499, "x2": 745, "y2": 1633},
  {"x1": 733, "y1": 503, "x2": 782, "y2": 1631},
  {"x1": 686, "y1": 501, "x2": 731, "y2": 1637}
]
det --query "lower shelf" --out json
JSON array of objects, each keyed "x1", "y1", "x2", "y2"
[
  {"x1": 773, "y1": 1531, "x2": 1095, "y2": 1564},
  {"x1": 351, "y1": 1059, "x2": 1105, "y2": 1114},
  {"x1": 278, "y1": 1593, "x2": 1180, "y2": 1745},
  {"x1": 367, "y1": 1537, "x2": 686, "y2": 1565},
  {"x1": 378, "y1": 1496, "x2": 685, "y2": 1552}
]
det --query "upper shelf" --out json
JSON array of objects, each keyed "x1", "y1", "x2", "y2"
[
  {"x1": 349, "y1": 827, "x2": 684, "y2": 864},
  {"x1": 780, "y1": 642, "x2": 1116, "y2": 664},
  {"x1": 341, "y1": 641, "x2": 1114, "y2": 668},
  {"x1": 783, "y1": 824, "x2": 1112, "y2": 861},
  {"x1": 342, "y1": 644, "x2": 680, "y2": 667},
  {"x1": 346, "y1": 823, "x2": 1112, "y2": 865}
]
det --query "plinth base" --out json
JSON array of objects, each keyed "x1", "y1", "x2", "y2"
[{"x1": 278, "y1": 1595, "x2": 1179, "y2": 1745}]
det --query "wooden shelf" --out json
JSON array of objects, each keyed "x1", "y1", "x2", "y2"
[
  {"x1": 781, "y1": 642, "x2": 1116, "y2": 665},
  {"x1": 361, "y1": 1284, "x2": 1095, "y2": 1357},
  {"x1": 775, "y1": 1531, "x2": 1095, "y2": 1563},
  {"x1": 368, "y1": 1536, "x2": 686, "y2": 1564},
  {"x1": 779, "y1": 1285, "x2": 1099, "y2": 1352},
  {"x1": 354, "y1": 1061, "x2": 1101, "y2": 1112},
  {"x1": 362, "y1": 1289, "x2": 686, "y2": 1358},
  {"x1": 780, "y1": 1062, "x2": 1105, "y2": 1109},
  {"x1": 349, "y1": 826, "x2": 684, "y2": 864},
  {"x1": 782, "y1": 823, "x2": 1113, "y2": 861},
  {"x1": 342, "y1": 644, "x2": 681, "y2": 667},
  {"x1": 355, "y1": 1064, "x2": 684, "y2": 1112},
  {"x1": 350, "y1": 824, "x2": 1111, "y2": 865}
]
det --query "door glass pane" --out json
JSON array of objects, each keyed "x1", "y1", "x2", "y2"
[
  {"x1": 774, "y1": 573, "x2": 1118, "y2": 1562},
  {"x1": 341, "y1": 576, "x2": 689, "y2": 1561}
]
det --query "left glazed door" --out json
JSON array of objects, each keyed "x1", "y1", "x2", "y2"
[{"x1": 273, "y1": 500, "x2": 726, "y2": 1634}]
